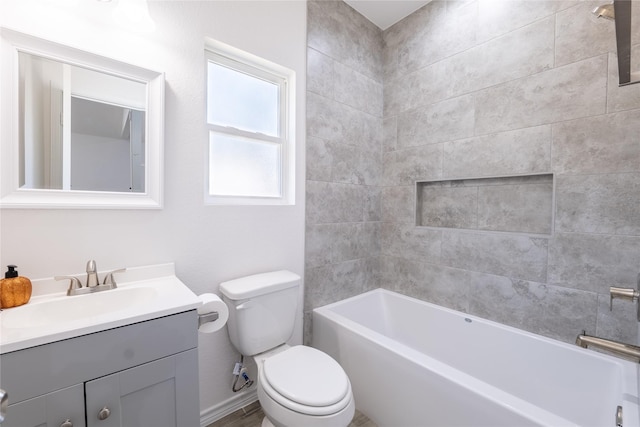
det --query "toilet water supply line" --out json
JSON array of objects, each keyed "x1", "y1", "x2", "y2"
[{"x1": 232, "y1": 355, "x2": 254, "y2": 392}]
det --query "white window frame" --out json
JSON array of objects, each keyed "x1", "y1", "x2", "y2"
[{"x1": 204, "y1": 39, "x2": 295, "y2": 206}]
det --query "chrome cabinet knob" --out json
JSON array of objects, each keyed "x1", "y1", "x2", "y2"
[
  {"x1": 60, "y1": 419, "x2": 73, "y2": 427},
  {"x1": 97, "y1": 406, "x2": 111, "y2": 420},
  {"x1": 0, "y1": 389, "x2": 7, "y2": 423}
]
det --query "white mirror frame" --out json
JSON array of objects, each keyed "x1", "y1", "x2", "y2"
[{"x1": 0, "y1": 28, "x2": 164, "y2": 209}]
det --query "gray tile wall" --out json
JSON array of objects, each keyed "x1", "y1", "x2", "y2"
[
  {"x1": 382, "y1": 0, "x2": 640, "y2": 344},
  {"x1": 305, "y1": 0, "x2": 384, "y2": 342},
  {"x1": 306, "y1": 0, "x2": 640, "y2": 345}
]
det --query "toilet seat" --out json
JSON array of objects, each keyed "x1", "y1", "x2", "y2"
[{"x1": 259, "y1": 346, "x2": 352, "y2": 416}]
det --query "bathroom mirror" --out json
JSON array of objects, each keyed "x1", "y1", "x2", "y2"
[{"x1": 0, "y1": 28, "x2": 164, "y2": 208}]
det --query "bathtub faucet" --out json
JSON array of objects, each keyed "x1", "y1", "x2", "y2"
[{"x1": 576, "y1": 331, "x2": 640, "y2": 362}]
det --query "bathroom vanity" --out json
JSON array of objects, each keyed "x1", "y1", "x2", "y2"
[{"x1": 0, "y1": 263, "x2": 201, "y2": 427}]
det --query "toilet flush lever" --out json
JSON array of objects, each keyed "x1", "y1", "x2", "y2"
[{"x1": 236, "y1": 301, "x2": 252, "y2": 311}]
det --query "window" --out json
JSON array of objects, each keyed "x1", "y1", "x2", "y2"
[{"x1": 205, "y1": 39, "x2": 294, "y2": 205}]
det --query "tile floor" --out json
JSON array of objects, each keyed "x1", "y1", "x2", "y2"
[{"x1": 208, "y1": 401, "x2": 377, "y2": 427}]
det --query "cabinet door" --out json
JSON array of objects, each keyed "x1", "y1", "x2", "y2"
[
  {"x1": 2, "y1": 384, "x2": 85, "y2": 427},
  {"x1": 85, "y1": 349, "x2": 199, "y2": 427}
]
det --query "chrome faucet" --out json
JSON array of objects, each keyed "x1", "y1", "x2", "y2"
[
  {"x1": 576, "y1": 331, "x2": 640, "y2": 362},
  {"x1": 86, "y1": 259, "x2": 100, "y2": 287},
  {"x1": 55, "y1": 261, "x2": 126, "y2": 296},
  {"x1": 103, "y1": 268, "x2": 126, "y2": 287}
]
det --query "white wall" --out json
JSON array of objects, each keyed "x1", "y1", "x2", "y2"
[{"x1": 0, "y1": 0, "x2": 307, "y2": 421}]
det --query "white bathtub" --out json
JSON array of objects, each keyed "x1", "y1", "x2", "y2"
[{"x1": 312, "y1": 289, "x2": 640, "y2": 427}]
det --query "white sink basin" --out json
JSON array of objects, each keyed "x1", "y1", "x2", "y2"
[
  {"x1": 1, "y1": 286, "x2": 158, "y2": 329},
  {"x1": 0, "y1": 263, "x2": 201, "y2": 354}
]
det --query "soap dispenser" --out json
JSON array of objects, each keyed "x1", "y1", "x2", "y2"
[{"x1": 0, "y1": 265, "x2": 32, "y2": 308}]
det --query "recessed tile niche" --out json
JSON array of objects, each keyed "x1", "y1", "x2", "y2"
[{"x1": 416, "y1": 174, "x2": 553, "y2": 235}]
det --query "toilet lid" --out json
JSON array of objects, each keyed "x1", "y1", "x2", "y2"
[{"x1": 263, "y1": 346, "x2": 350, "y2": 407}]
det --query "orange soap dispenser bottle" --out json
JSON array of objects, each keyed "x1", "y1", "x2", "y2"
[{"x1": 0, "y1": 265, "x2": 32, "y2": 308}]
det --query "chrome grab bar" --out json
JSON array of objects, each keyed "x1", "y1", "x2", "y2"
[{"x1": 576, "y1": 331, "x2": 640, "y2": 362}]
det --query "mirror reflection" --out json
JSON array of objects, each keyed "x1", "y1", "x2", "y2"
[{"x1": 19, "y1": 52, "x2": 147, "y2": 193}]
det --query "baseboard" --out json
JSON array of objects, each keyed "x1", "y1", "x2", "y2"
[{"x1": 200, "y1": 390, "x2": 258, "y2": 427}]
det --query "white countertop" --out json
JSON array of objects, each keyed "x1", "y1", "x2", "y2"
[{"x1": 0, "y1": 263, "x2": 201, "y2": 354}]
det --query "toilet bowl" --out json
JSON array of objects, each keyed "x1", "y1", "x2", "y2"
[
  {"x1": 255, "y1": 345, "x2": 355, "y2": 427},
  {"x1": 219, "y1": 271, "x2": 355, "y2": 427}
]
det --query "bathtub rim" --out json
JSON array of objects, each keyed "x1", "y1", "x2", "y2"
[{"x1": 314, "y1": 288, "x2": 637, "y2": 369}]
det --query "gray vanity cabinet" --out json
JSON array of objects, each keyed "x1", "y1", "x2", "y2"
[{"x1": 0, "y1": 311, "x2": 200, "y2": 427}]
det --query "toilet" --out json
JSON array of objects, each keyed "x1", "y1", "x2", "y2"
[{"x1": 220, "y1": 270, "x2": 355, "y2": 427}]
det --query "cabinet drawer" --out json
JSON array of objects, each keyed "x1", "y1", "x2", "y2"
[{"x1": 3, "y1": 384, "x2": 85, "y2": 427}]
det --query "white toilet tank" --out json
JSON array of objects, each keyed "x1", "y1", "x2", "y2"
[{"x1": 220, "y1": 270, "x2": 300, "y2": 356}]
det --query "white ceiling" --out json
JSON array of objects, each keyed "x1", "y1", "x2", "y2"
[{"x1": 344, "y1": 0, "x2": 432, "y2": 30}]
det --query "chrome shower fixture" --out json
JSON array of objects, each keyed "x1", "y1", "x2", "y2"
[{"x1": 592, "y1": 2, "x2": 615, "y2": 20}]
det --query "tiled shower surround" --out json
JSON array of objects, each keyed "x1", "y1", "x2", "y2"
[{"x1": 305, "y1": 0, "x2": 640, "y2": 344}]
